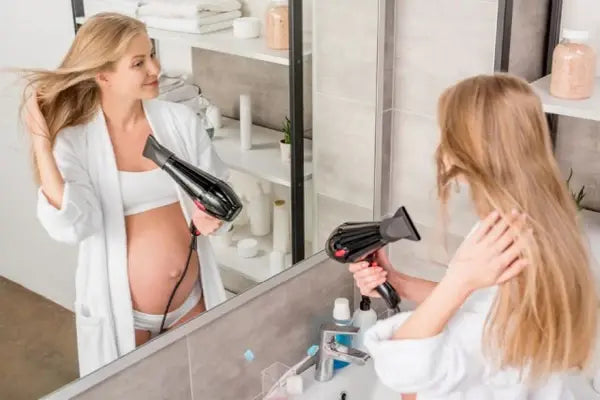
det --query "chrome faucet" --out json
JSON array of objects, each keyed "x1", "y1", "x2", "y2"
[{"x1": 314, "y1": 323, "x2": 370, "y2": 382}]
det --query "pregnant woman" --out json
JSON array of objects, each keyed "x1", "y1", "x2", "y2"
[{"x1": 22, "y1": 13, "x2": 231, "y2": 376}]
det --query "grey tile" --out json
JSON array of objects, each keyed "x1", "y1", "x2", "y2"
[
  {"x1": 383, "y1": 0, "x2": 396, "y2": 111},
  {"x1": 313, "y1": 92, "x2": 376, "y2": 209},
  {"x1": 316, "y1": 194, "x2": 374, "y2": 248},
  {"x1": 390, "y1": 111, "x2": 479, "y2": 237},
  {"x1": 555, "y1": 117, "x2": 600, "y2": 211},
  {"x1": 314, "y1": 0, "x2": 378, "y2": 104},
  {"x1": 187, "y1": 259, "x2": 354, "y2": 400},
  {"x1": 192, "y1": 50, "x2": 313, "y2": 132},
  {"x1": 380, "y1": 110, "x2": 394, "y2": 214},
  {"x1": 393, "y1": 0, "x2": 497, "y2": 116},
  {"x1": 388, "y1": 219, "x2": 465, "y2": 269},
  {"x1": 74, "y1": 341, "x2": 191, "y2": 400},
  {"x1": 508, "y1": 0, "x2": 550, "y2": 81}
]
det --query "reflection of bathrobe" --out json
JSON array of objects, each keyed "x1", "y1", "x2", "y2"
[{"x1": 36, "y1": 99, "x2": 228, "y2": 376}]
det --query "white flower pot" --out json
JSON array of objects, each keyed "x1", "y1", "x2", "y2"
[{"x1": 280, "y1": 140, "x2": 291, "y2": 163}]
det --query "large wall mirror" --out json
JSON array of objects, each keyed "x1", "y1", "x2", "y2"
[
  {"x1": 3, "y1": 0, "x2": 573, "y2": 398},
  {"x1": 0, "y1": 0, "x2": 379, "y2": 398}
]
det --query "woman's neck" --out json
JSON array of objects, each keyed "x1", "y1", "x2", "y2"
[{"x1": 100, "y1": 94, "x2": 144, "y2": 131}]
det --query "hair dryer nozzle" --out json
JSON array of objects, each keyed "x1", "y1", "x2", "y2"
[
  {"x1": 379, "y1": 206, "x2": 421, "y2": 242},
  {"x1": 143, "y1": 135, "x2": 173, "y2": 168}
]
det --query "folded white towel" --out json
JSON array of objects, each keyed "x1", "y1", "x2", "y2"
[
  {"x1": 83, "y1": 0, "x2": 140, "y2": 17},
  {"x1": 138, "y1": 0, "x2": 242, "y2": 18},
  {"x1": 159, "y1": 84, "x2": 199, "y2": 102},
  {"x1": 141, "y1": 15, "x2": 239, "y2": 34}
]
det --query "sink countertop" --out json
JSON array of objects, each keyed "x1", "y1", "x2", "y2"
[{"x1": 292, "y1": 361, "x2": 600, "y2": 400}]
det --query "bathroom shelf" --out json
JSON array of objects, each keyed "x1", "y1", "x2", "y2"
[
  {"x1": 211, "y1": 224, "x2": 292, "y2": 283},
  {"x1": 75, "y1": 16, "x2": 312, "y2": 66},
  {"x1": 531, "y1": 75, "x2": 600, "y2": 122},
  {"x1": 212, "y1": 117, "x2": 312, "y2": 188}
]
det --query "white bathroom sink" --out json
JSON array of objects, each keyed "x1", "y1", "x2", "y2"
[
  {"x1": 293, "y1": 361, "x2": 600, "y2": 400},
  {"x1": 295, "y1": 360, "x2": 397, "y2": 400}
]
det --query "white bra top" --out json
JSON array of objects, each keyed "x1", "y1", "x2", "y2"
[{"x1": 119, "y1": 168, "x2": 179, "y2": 216}]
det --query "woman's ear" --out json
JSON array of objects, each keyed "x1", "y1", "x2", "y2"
[{"x1": 95, "y1": 72, "x2": 110, "y2": 89}]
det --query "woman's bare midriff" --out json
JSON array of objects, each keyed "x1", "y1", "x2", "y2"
[{"x1": 126, "y1": 203, "x2": 205, "y2": 316}]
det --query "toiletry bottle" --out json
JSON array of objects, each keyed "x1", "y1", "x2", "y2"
[
  {"x1": 352, "y1": 296, "x2": 378, "y2": 353},
  {"x1": 333, "y1": 297, "x2": 352, "y2": 370}
]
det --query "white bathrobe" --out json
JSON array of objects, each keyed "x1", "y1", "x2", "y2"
[
  {"x1": 36, "y1": 99, "x2": 228, "y2": 376},
  {"x1": 364, "y1": 286, "x2": 575, "y2": 399}
]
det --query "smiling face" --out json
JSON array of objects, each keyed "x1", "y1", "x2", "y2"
[{"x1": 96, "y1": 33, "x2": 160, "y2": 100}]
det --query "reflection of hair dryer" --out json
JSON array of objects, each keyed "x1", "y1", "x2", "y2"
[
  {"x1": 143, "y1": 135, "x2": 242, "y2": 224},
  {"x1": 325, "y1": 207, "x2": 421, "y2": 311}
]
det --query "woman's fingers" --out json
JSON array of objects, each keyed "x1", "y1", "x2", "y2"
[
  {"x1": 471, "y1": 210, "x2": 501, "y2": 243},
  {"x1": 348, "y1": 261, "x2": 369, "y2": 274},
  {"x1": 496, "y1": 257, "x2": 529, "y2": 284},
  {"x1": 482, "y1": 210, "x2": 519, "y2": 247},
  {"x1": 354, "y1": 267, "x2": 387, "y2": 289}
]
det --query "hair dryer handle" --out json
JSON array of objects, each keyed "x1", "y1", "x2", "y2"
[{"x1": 375, "y1": 281, "x2": 400, "y2": 311}]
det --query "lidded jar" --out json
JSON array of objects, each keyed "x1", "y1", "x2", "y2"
[{"x1": 550, "y1": 29, "x2": 596, "y2": 100}]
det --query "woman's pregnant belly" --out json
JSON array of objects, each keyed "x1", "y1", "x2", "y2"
[{"x1": 126, "y1": 203, "x2": 201, "y2": 315}]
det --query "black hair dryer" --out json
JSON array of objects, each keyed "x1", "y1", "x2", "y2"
[
  {"x1": 325, "y1": 207, "x2": 421, "y2": 312},
  {"x1": 143, "y1": 135, "x2": 243, "y2": 225}
]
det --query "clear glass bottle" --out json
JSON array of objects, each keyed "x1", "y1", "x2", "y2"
[
  {"x1": 550, "y1": 29, "x2": 596, "y2": 100},
  {"x1": 265, "y1": 0, "x2": 289, "y2": 50}
]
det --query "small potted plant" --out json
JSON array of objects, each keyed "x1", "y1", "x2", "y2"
[
  {"x1": 280, "y1": 116, "x2": 291, "y2": 163},
  {"x1": 566, "y1": 168, "x2": 586, "y2": 211}
]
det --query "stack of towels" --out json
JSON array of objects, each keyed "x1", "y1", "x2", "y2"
[
  {"x1": 84, "y1": 0, "x2": 243, "y2": 34},
  {"x1": 139, "y1": 0, "x2": 242, "y2": 34}
]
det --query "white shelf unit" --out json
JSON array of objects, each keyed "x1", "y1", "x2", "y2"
[
  {"x1": 75, "y1": 16, "x2": 312, "y2": 66},
  {"x1": 212, "y1": 117, "x2": 312, "y2": 187},
  {"x1": 531, "y1": 75, "x2": 600, "y2": 122},
  {"x1": 211, "y1": 225, "x2": 283, "y2": 283}
]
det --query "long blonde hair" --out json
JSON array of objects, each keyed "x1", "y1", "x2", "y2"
[
  {"x1": 20, "y1": 13, "x2": 147, "y2": 182},
  {"x1": 435, "y1": 74, "x2": 597, "y2": 380}
]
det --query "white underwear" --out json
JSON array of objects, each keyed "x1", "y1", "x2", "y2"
[{"x1": 133, "y1": 280, "x2": 203, "y2": 335}]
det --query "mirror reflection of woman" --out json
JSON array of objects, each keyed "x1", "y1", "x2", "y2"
[
  {"x1": 351, "y1": 74, "x2": 597, "y2": 399},
  {"x1": 21, "y1": 13, "x2": 231, "y2": 376}
]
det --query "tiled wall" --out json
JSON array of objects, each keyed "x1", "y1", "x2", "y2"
[
  {"x1": 72, "y1": 257, "x2": 353, "y2": 400},
  {"x1": 507, "y1": 0, "x2": 550, "y2": 81},
  {"x1": 386, "y1": 0, "x2": 500, "y2": 278},
  {"x1": 192, "y1": 50, "x2": 313, "y2": 133},
  {"x1": 312, "y1": 0, "x2": 380, "y2": 247}
]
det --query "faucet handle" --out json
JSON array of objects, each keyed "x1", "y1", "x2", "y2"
[{"x1": 320, "y1": 323, "x2": 360, "y2": 337}]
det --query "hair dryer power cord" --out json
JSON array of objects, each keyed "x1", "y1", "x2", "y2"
[{"x1": 158, "y1": 222, "x2": 198, "y2": 334}]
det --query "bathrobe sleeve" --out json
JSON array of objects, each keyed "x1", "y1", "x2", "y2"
[
  {"x1": 364, "y1": 308, "x2": 487, "y2": 396},
  {"x1": 37, "y1": 130, "x2": 102, "y2": 244}
]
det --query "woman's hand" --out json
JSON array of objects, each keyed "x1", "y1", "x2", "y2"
[
  {"x1": 23, "y1": 91, "x2": 51, "y2": 149},
  {"x1": 349, "y1": 249, "x2": 395, "y2": 298},
  {"x1": 444, "y1": 210, "x2": 530, "y2": 295},
  {"x1": 191, "y1": 208, "x2": 223, "y2": 236}
]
